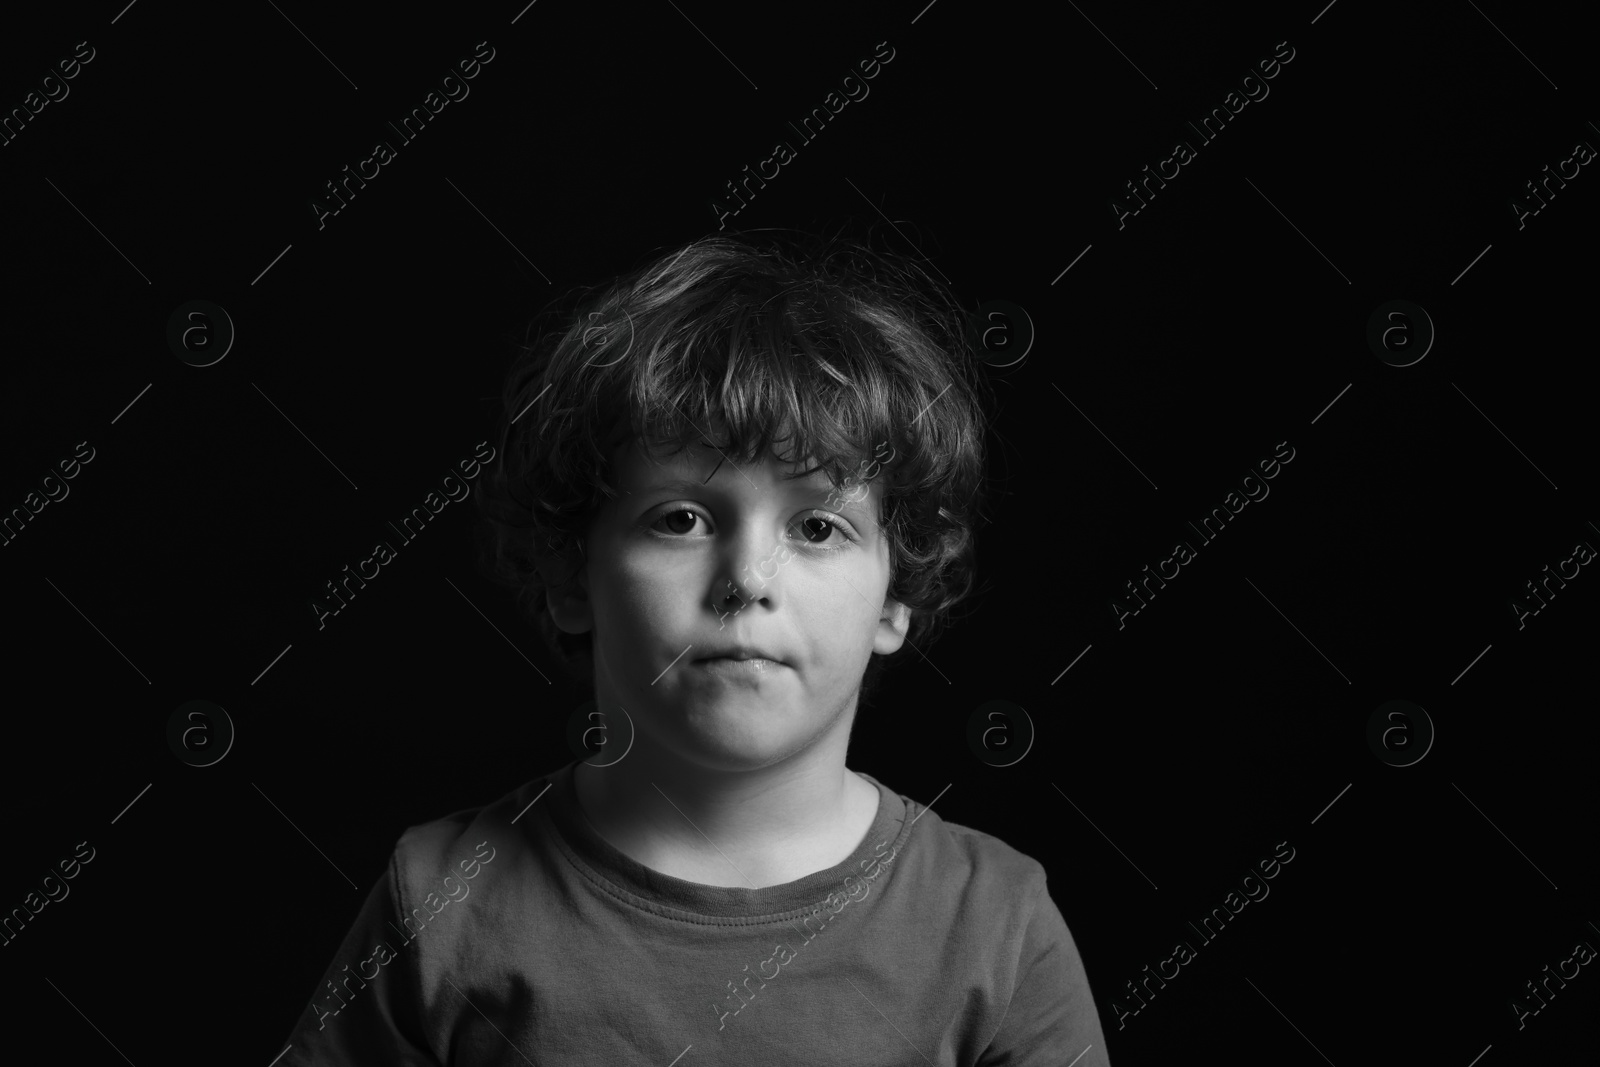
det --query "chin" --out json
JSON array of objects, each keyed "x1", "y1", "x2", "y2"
[{"x1": 676, "y1": 725, "x2": 802, "y2": 772}]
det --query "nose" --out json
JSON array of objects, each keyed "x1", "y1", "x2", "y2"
[{"x1": 711, "y1": 520, "x2": 790, "y2": 618}]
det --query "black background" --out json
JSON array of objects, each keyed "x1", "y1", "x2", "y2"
[{"x1": 1, "y1": 1, "x2": 1596, "y2": 1064}]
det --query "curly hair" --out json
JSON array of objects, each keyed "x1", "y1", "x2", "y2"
[{"x1": 472, "y1": 225, "x2": 997, "y2": 709}]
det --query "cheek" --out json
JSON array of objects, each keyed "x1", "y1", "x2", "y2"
[
  {"x1": 601, "y1": 564, "x2": 662, "y2": 619},
  {"x1": 806, "y1": 561, "x2": 888, "y2": 647},
  {"x1": 598, "y1": 556, "x2": 704, "y2": 646}
]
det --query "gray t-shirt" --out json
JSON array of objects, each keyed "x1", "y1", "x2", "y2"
[{"x1": 278, "y1": 759, "x2": 1111, "y2": 1065}]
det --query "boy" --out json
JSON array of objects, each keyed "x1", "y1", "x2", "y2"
[{"x1": 278, "y1": 229, "x2": 1111, "y2": 1064}]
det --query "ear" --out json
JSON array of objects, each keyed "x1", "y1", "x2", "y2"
[
  {"x1": 534, "y1": 538, "x2": 593, "y2": 636},
  {"x1": 872, "y1": 596, "x2": 912, "y2": 656}
]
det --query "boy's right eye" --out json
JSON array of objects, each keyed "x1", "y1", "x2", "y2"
[
  {"x1": 647, "y1": 507, "x2": 855, "y2": 548},
  {"x1": 654, "y1": 508, "x2": 701, "y2": 536}
]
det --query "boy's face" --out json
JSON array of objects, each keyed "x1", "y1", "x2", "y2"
[{"x1": 541, "y1": 437, "x2": 911, "y2": 772}]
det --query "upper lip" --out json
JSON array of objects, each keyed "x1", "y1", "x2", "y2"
[{"x1": 695, "y1": 644, "x2": 784, "y2": 663}]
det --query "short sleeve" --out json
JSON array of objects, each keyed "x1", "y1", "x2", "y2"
[
  {"x1": 277, "y1": 852, "x2": 442, "y2": 1067},
  {"x1": 979, "y1": 882, "x2": 1112, "y2": 1066}
]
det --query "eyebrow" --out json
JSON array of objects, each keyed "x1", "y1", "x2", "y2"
[{"x1": 639, "y1": 475, "x2": 874, "y2": 513}]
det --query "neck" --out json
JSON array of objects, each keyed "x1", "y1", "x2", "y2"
[{"x1": 571, "y1": 714, "x2": 872, "y2": 888}]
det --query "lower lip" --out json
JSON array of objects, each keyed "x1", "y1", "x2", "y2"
[{"x1": 693, "y1": 657, "x2": 786, "y2": 676}]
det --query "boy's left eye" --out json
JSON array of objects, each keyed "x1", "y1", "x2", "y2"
[{"x1": 648, "y1": 507, "x2": 854, "y2": 547}]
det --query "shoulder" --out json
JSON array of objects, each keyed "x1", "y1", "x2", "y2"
[
  {"x1": 387, "y1": 772, "x2": 557, "y2": 905},
  {"x1": 873, "y1": 786, "x2": 1077, "y2": 981},
  {"x1": 867, "y1": 775, "x2": 1052, "y2": 920},
  {"x1": 911, "y1": 806, "x2": 1050, "y2": 903}
]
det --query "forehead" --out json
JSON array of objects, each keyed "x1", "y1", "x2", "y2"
[
  {"x1": 610, "y1": 439, "x2": 883, "y2": 521},
  {"x1": 619, "y1": 438, "x2": 833, "y2": 487}
]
